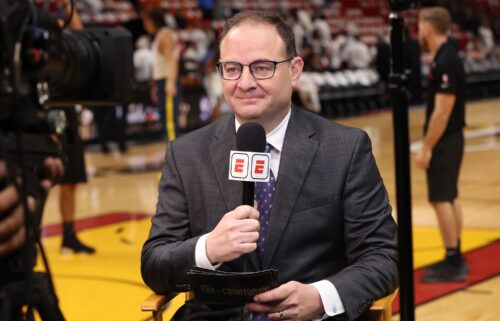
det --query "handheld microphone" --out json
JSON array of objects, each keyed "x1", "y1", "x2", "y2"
[{"x1": 235, "y1": 123, "x2": 266, "y2": 206}]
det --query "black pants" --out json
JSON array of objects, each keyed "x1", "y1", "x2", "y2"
[
  {"x1": 93, "y1": 105, "x2": 128, "y2": 151},
  {"x1": 427, "y1": 131, "x2": 464, "y2": 202}
]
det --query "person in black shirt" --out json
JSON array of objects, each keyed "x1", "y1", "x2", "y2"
[
  {"x1": 417, "y1": 7, "x2": 467, "y2": 283},
  {"x1": 404, "y1": 27, "x2": 423, "y2": 104},
  {"x1": 375, "y1": 34, "x2": 391, "y2": 90},
  {"x1": 56, "y1": 2, "x2": 95, "y2": 254}
]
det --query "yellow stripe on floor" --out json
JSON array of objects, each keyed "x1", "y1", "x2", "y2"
[
  {"x1": 33, "y1": 218, "x2": 500, "y2": 321},
  {"x1": 413, "y1": 227, "x2": 500, "y2": 268},
  {"x1": 36, "y1": 219, "x2": 152, "y2": 321}
]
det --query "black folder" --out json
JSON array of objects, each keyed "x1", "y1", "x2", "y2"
[{"x1": 186, "y1": 267, "x2": 279, "y2": 305}]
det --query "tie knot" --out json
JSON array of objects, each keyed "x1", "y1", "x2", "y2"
[{"x1": 265, "y1": 143, "x2": 273, "y2": 153}]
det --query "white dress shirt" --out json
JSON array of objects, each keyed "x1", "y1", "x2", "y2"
[{"x1": 194, "y1": 108, "x2": 345, "y2": 319}]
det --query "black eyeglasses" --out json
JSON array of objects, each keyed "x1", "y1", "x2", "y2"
[{"x1": 216, "y1": 59, "x2": 293, "y2": 80}]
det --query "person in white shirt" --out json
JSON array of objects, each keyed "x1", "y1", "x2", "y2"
[
  {"x1": 478, "y1": 17, "x2": 494, "y2": 56},
  {"x1": 341, "y1": 35, "x2": 372, "y2": 69},
  {"x1": 133, "y1": 36, "x2": 154, "y2": 82},
  {"x1": 143, "y1": 8, "x2": 181, "y2": 141}
]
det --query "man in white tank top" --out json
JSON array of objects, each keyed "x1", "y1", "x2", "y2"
[{"x1": 143, "y1": 9, "x2": 181, "y2": 141}]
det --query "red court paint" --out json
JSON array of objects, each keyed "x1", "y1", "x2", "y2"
[
  {"x1": 41, "y1": 213, "x2": 499, "y2": 311},
  {"x1": 41, "y1": 212, "x2": 150, "y2": 238},
  {"x1": 393, "y1": 240, "x2": 500, "y2": 313}
]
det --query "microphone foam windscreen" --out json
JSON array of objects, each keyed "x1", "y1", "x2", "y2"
[{"x1": 236, "y1": 122, "x2": 266, "y2": 152}]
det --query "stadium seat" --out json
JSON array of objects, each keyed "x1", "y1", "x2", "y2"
[{"x1": 141, "y1": 289, "x2": 399, "y2": 321}]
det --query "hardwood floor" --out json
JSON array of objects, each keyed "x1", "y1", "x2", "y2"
[{"x1": 38, "y1": 98, "x2": 500, "y2": 321}]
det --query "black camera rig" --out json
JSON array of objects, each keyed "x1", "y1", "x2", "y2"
[{"x1": 0, "y1": 0, "x2": 133, "y2": 320}]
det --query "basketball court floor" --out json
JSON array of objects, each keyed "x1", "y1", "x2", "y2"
[{"x1": 36, "y1": 98, "x2": 500, "y2": 321}]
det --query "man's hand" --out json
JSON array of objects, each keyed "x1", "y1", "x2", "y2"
[
  {"x1": 0, "y1": 161, "x2": 27, "y2": 256},
  {"x1": 0, "y1": 158, "x2": 63, "y2": 256},
  {"x1": 416, "y1": 144, "x2": 432, "y2": 170},
  {"x1": 205, "y1": 205, "x2": 259, "y2": 264},
  {"x1": 40, "y1": 157, "x2": 65, "y2": 192},
  {"x1": 165, "y1": 80, "x2": 177, "y2": 97},
  {"x1": 0, "y1": 186, "x2": 27, "y2": 256},
  {"x1": 246, "y1": 281, "x2": 324, "y2": 321}
]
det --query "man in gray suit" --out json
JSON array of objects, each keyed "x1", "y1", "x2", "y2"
[{"x1": 142, "y1": 11, "x2": 398, "y2": 321}]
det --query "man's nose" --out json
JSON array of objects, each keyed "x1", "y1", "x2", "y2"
[{"x1": 236, "y1": 66, "x2": 258, "y2": 90}]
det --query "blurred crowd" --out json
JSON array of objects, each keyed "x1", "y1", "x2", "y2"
[{"x1": 37, "y1": 0, "x2": 500, "y2": 137}]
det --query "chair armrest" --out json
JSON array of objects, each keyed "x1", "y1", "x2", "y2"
[
  {"x1": 370, "y1": 288, "x2": 399, "y2": 311},
  {"x1": 142, "y1": 290, "x2": 398, "y2": 318},
  {"x1": 141, "y1": 293, "x2": 178, "y2": 312}
]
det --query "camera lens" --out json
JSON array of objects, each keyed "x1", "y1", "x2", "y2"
[
  {"x1": 33, "y1": 27, "x2": 132, "y2": 106},
  {"x1": 44, "y1": 30, "x2": 100, "y2": 101}
]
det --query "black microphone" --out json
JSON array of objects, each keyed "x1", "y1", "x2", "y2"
[{"x1": 236, "y1": 122, "x2": 266, "y2": 206}]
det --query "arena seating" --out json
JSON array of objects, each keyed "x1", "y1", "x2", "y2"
[
  {"x1": 38, "y1": 0, "x2": 500, "y2": 120},
  {"x1": 463, "y1": 57, "x2": 500, "y2": 100},
  {"x1": 301, "y1": 69, "x2": 383, "y2": 118}
]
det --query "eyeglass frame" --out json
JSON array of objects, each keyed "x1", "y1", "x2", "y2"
[{"x1": 216, "y1": 58, "x2": 294, "y2": 80}]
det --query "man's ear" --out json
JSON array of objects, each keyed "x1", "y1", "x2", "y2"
[{"x1": 290, "y1": 57, "x2": 304, "y2": 87}]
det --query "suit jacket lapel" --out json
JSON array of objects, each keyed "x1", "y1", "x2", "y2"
[
  {"x1": 209, "y1": 115, "x2": 261, "y2": 271},
  {"x1": 263, "y1": 108, "x2": 318, "y2": 268},
  {"x1": 210, "y1": 115, "x2": 240, "y2": 215}
]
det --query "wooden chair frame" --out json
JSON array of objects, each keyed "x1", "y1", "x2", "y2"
[{"x1": 142, "y1": 289, "x2": 398, "y2": 321}]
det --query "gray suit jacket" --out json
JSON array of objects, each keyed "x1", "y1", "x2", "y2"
[{"x1": 141, "y1": 107, "x2": 398, "y2": 321}]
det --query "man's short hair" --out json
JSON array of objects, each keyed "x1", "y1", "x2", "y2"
[
  {"x1": 419, "y1": 7, "x2": 452, "y2": 35},
  {"x1": 218, "y1": 10, "x2": 297, "y2": 59},
  {"x1": 145, "y1": 8, "x2": 167, "y2": 29}
]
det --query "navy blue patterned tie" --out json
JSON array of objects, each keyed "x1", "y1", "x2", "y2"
[
  {"x1": 253, "y1": 311, "x2": 271, "y2": 321},
  {"x1": 254, "y1": 143, "x2": 276, "y2": 259},
  {"x1": 252, "y1": 144, "x2": 275, "y2": 321}
]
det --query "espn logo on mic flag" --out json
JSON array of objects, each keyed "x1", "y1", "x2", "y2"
[{"x1": 229, "y1": 151, "x2": 271, "y2": 182}]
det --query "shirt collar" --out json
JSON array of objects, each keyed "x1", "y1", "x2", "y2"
[
  {"x1": 234, "y1": 108, "x2": 291, "y2": 153},
  {"x1": 434, "y1": 38, "x2": 451, "y2": 62}
]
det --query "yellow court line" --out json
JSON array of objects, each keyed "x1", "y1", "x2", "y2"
[
  {"x1": 413, "y1": 227, "x2": 500, "y2": 268},
  {"x1": 33, "y1": 219, "x2": 500, "y2": 321},
  {"x1": 166, "y1": 96, "x2": 176, "y2": 141}
]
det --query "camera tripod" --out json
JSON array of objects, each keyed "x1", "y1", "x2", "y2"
[
  {"x1": 0, "y1": 272, "x2": 65, "y2": 321},
  {"x1": 0, "y1": 132, "x2": 66, "y2": 321}
]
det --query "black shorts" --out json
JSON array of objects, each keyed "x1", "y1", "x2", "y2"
[
  {"x1": 59, "y1": 108, "x2": 87, "y2": 185},
  {"x1": 426, "y1": 131, "x2": 464, "y2": 202}
]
